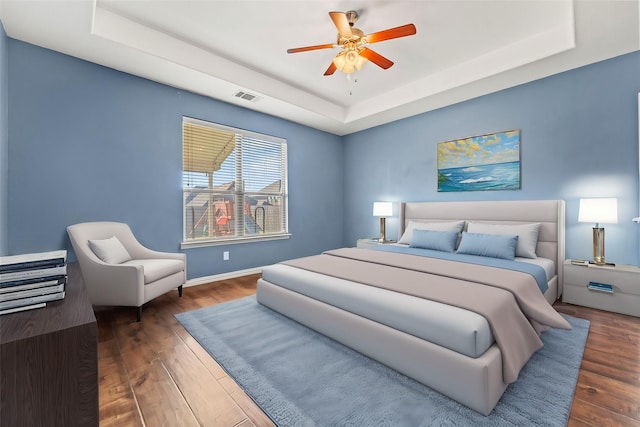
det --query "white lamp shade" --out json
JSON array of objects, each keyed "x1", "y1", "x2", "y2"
[
  {"x1": 578, "y1": 198, "x2": 618, "y2": 224},
  {"x1": 373, "y1": 202, "x2": 393, "y2": 217}
]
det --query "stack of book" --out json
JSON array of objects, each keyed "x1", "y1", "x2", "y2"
[{"x1": 0, "y1": 250, "x2": 67, "y2": 315}]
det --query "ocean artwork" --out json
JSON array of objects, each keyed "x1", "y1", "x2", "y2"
[{"x1": 437, "y1": 130, "x2": 521, "y2": 192}]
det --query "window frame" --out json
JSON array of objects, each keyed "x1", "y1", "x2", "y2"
[{"x1": 180, "y1": 117, "x2": 290, "y2": 249}]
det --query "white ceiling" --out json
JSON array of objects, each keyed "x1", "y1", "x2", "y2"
[{"x1": 1, "y1": 0, "x2": 638, "y2": 135}]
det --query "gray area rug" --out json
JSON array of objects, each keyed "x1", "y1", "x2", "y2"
[{"x1": 176, "y1": 296, "x2": 590, "y2": 426}]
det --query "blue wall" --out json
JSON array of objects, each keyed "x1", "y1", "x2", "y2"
[
  {"x1": 343, "y1": 51, "x2": 640, "y2": 266},
  {"x1": 6, "y1": 36, "x2": 640, "y2": 274},
  {"x1": 0, "y1": 22, "x2": 8, "y2": 256},
  {"x1": 7, "y1": 40, "x2": 343, "y2": 278}
]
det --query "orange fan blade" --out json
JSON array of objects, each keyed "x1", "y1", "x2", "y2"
[
  {"x1": 287, "y1": 43, "x2": 335, "y2": 54},
  {"x1": 324, "y1": 62, "x2": 337, "y2": 76},
  {"x1": 364, "y1": 24, "x2": 416, "y2": 44},
  {"x1": 359, "y1": 48, "x2": 394, "y2": 69},
  {"x1": 329, "y1": 11, "x2": 352, "y2": 38}
]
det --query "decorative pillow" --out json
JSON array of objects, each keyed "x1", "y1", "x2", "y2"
[
  {"x1": 410, "y1": 229, "x2": 459, "y2": 253},
  {"x1": 456, "y1": 232, "x2": 519, "y2": 260},
  {"x1": 466, "y1": 222, "x2": 541, "y2": 259},
  {"x1": 88, "y1": 236, "x2": 132, "y2": 264},
  {"x1": 398, "y1": 220, "x2": 465, "y2": 245}
]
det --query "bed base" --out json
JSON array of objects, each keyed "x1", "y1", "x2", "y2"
[
  {"x1": 257, "y1": 279, "x2": 508, "y2": 416},
  {"x1": 544, "y1": 276, "x2": 558, "y2": 305}
]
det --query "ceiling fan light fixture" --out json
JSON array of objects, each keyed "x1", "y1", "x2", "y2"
[
  {"x1": 345, "y1": 49, "x2": 359, "y2": 65},
  {"x1": 333, "y1": 49, "x2": 366, "y2": 74},
  {"x1": 332, "y1": 52, "x2": 350, "y2": 73}
]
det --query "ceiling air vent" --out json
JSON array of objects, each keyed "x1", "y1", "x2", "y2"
[{"x1": 234, "y1": 90, "x2": 260, "y2": 102}]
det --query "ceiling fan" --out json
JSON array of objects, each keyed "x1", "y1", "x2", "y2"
[{"x1": 287, "y1": 10, "x2": 416, "y2": 76}]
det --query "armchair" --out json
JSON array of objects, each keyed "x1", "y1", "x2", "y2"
[{"x1": 67, "y1": 221, "x2": 186, "y2": 321}]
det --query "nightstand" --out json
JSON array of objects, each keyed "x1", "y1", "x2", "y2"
[
  {"x1": 356, "y1": 238, "x2": 397, "y2": 249},
  {"x1": 563, "y1": 260, "x2": 640, "y2": 317}
]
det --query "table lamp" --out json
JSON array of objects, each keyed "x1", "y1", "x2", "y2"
[
  {"x1": 373, "y1": 202, "x2": 393, "y2": 243},
  {"x1": 578, "y1": 198, "x2": 618, "y2": 265}
]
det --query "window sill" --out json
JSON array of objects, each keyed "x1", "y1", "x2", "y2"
[{"x1": 180, "y1": 233, "x2": 292, "y2": 249}]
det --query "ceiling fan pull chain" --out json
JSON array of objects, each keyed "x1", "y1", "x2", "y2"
[{"x1": 347, "y1": 70, "x2": 359, "y2": 96}]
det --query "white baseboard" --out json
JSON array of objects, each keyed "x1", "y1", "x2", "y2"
[{"x1": 185, "y1": 267, "x2": 263, "y2": 288}]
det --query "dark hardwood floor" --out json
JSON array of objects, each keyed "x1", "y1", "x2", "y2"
[
  {"x1": 96, "y1": 275, "x2": 640, "y2": 426},
  {"x1": 554, "y1": 302, "x2": 640, "y2": 427}
]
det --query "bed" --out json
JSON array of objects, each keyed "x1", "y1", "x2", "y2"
[{"x1": 256, "y1": 199, "x2": 569, "y2": 415}]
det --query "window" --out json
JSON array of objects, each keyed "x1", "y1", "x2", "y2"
[{"x1": 182, "y1": 117, "x2": 289, "y2": 247}]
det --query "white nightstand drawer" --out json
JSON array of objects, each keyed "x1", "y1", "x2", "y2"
[{"x1": 563, "y1": 261, "x2": 640, "y2": 317}]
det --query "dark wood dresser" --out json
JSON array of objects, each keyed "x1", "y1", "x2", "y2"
[{"x1": 0, "y1": 263, "x2": 98, "y2": 426}]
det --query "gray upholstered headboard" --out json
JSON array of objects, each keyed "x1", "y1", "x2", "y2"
[{"x1": 399, "y1": 200, "x2": 566, "y2": 297}]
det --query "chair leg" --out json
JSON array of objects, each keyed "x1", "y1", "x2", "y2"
[
  {"x1": 178, "y1": 285, "x2": 183, "y2": 298},
  {"x1": 136, "y1": 306, "x2": 142, "y2": 322}
]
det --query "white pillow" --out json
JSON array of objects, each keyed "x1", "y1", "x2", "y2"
[
  {"x1": 466, "y1": 222, "x2": 541, "y2": 259},
  {"x1": 398, "y1": 220, "x2": 465, "y2": 245},
  {"x1": 88, "y1": 236, "x2": 132, "y2": 264}
]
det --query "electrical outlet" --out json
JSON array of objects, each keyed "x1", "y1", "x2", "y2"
[{"x1": 223, "y1": 251, "x2": 229, "y2": 261}]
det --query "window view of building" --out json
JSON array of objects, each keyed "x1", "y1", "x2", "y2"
[{"x1": 182, "y1": 117, "x2": 288, "y2": 245}]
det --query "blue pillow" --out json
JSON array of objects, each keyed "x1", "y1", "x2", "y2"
[
  {"x1": 456, "y1": 232, "x2": 519, "y2": 260},
  {"x1": 410, "y1": 229, "x2": 459, "y2": 253}
]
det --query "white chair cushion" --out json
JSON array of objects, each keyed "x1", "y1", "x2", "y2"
[
  {"x1": 122, "y1": 259, "x2": 185, "y2": 284},
  {"x1": 88, "y1": 236, "x2": 132, "y2": 264}
]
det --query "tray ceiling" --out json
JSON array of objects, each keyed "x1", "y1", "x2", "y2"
[{"x1": 1, "y1": 0, "x2": 638, "y2": 135}]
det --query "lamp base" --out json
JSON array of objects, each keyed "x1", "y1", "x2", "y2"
[
  {"x1": 592, "y1": 227, "x2": 605, "y2": 265},
  {"x1": 379, "y1": 217, "x2": 387, "y2": 243}
]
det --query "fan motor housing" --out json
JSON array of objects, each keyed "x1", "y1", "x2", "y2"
[{"x1": 337, "y1": 27, "x2": 364, "y2": 45}]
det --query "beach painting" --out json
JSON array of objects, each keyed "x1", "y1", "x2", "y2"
[{"x1": 437, "y1": 129, "x2": 521, "y2": 192}]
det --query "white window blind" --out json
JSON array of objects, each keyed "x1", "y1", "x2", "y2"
[{"x1": 182, "y1": 117, "x2": 288, "y2": 247}]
